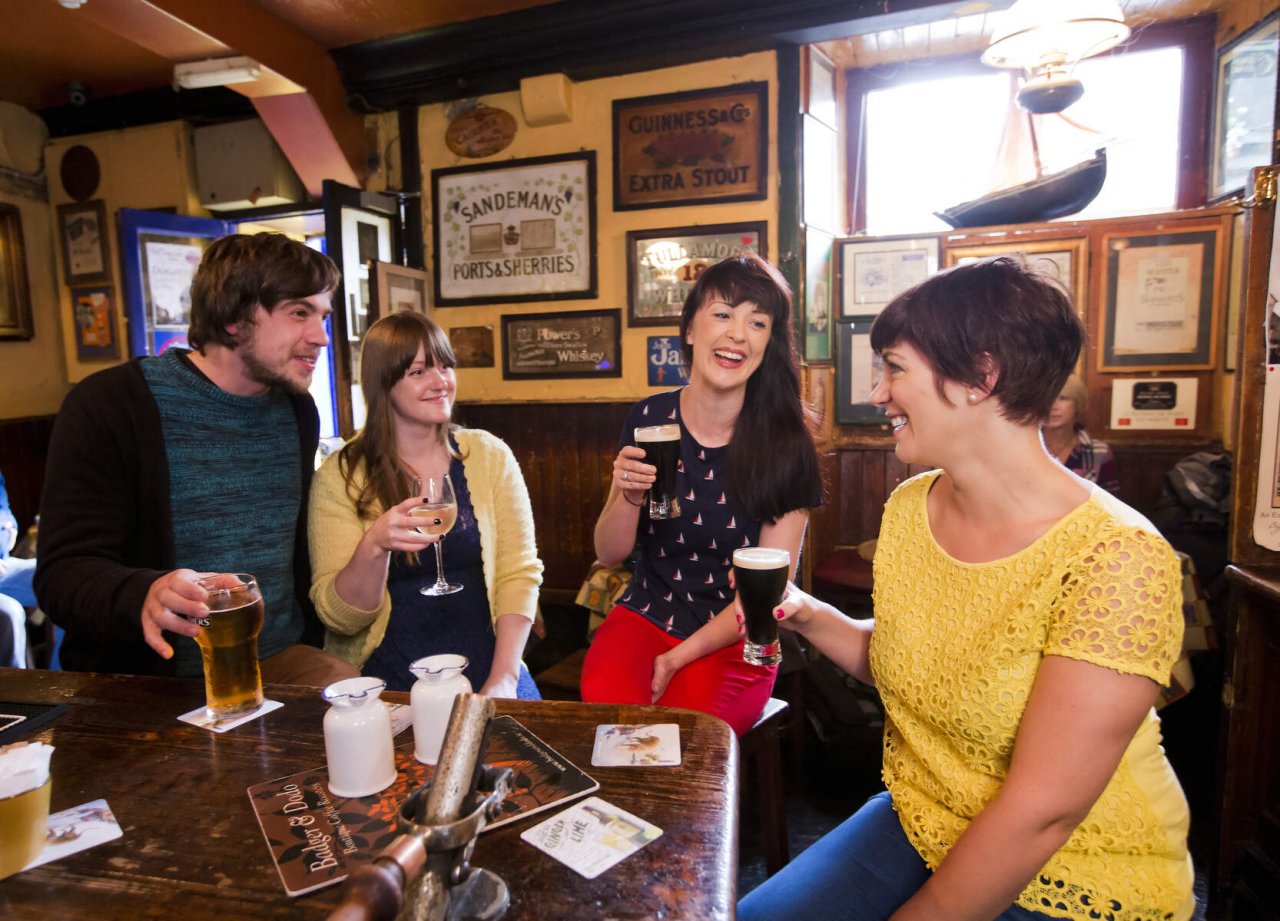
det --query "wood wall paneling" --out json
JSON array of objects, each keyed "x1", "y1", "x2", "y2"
[{"x1": 0, "y1": 415, "x2": 55, "y2": 533}]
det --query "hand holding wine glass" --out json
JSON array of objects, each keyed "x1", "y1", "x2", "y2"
[{"x1": 411, "y1": 475, "x2": 462, "y2": 596}]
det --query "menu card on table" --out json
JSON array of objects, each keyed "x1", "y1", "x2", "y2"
[{"x1": 247, "y1": 715, "x2": 598, "y2": 897}]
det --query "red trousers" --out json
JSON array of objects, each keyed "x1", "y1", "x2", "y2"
[{"x1": 580, "y1": 605, "x2": 776, "y2": 736}]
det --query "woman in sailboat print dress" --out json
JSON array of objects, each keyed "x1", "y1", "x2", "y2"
[{"x1": 580, "y1": 254, "x2": 822, "y2": 734}]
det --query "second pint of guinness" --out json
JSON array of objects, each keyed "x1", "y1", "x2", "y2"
[
  {"x1": 635, "y1": 424, "x2": 681, "y2": 520},
  {"x1": 733, "y1": 547, "x2": 790, "y2": 666}
]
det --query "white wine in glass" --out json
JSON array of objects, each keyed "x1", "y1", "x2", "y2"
[{"x1": 410, "y1": 475, "x2": 462, "y2": 596}]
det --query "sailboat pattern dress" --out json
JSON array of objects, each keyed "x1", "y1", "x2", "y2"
[{"x1": 615, "y1": 388, "x2": 765, "y2": 640}]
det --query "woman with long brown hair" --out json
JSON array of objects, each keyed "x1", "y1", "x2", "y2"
[{"x1": 308, "y1": 312, "x2": 543, "y2": 696}]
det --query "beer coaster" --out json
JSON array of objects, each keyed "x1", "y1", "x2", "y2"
[
  {"x1": 520, "y1": 796, "x2": 662, "y2": 879},
  {"x1": 591, "y1": 724, "x2": 681, "y2": 767},
  {"x1": 177, "y1": 699, "x2": 282, "y2": 733},
  {"x1": 386, "y1": 703, "x2": 413, "y2": 736},
  {"x1": 0, "y1": 701, "x2": 66, "y2": 746},
  {"x1": 24, "y1": 799, "x2": 123, "y2": 871}
]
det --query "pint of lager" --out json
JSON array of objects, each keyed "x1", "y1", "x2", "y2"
[
  {"x1": 733, "y1": 547, "x2": 790, "y2": 666},
  {"x1": 193, "y1": 573, "x2": 265, "y2": 718},
  {"x1": 635, "y1": 424, "x2": 681, "y2": 520}
]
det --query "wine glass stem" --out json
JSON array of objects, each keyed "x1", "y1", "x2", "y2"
[{"x1": 433, "y1": 539, "x2": 448, "y2": 590}]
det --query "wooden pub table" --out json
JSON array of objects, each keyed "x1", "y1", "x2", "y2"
[{"x1": 0, "y1": 668, "x2": 738, "y2": 920}]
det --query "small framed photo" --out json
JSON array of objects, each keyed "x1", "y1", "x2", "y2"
[
  {"x1": 57, "y1": 199, "x2": 111, "y2": 286},
  {"x1": 1210, "y1": 12, "x2": 1280, "y2": 201},
  {"x1": 432, "y1": 152, "x2": 597, "y2": 306},
  {"x1": 448, "y1": 325, "x2": 495, "y2": 368},
  {"x1": 501, "y1": 308, "x2": 621, "y2": 380},
  {"x1": 370, "y1": 261, "x2": 431, "y2": 321},
  {"x1": 0, "y1": 204, "x2": 32, "y2": 340},
  {"x1": 834, "y1": 319, "x2": 887, "y2": 426},
  {"x1": 943, "y1": 236, "x2": 1088, "y2": 315},
  {"x1": 1099, "y1": 225, "x2": 1223, "y2": 372},
  {"x1": 836, "y1": 234, "x2": 939, "y2": 318},
  {"x1": 626, "y1": 222, "x2": 765, "y2": 327},
  {"x1": 70, "y1": 285, "x2": 120, "y2": 360}
]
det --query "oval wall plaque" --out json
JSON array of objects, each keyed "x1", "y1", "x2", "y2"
[
  {"x1": 445, "y1": 105, "x2": 518, "y2": 159},
  {"x1": 60, "y1": 144, "x2": 101, "y2": 201}
]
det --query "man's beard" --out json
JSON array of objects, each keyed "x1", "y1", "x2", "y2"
[{"x1": 237, "y1": 327, "x2": 311, "y2": 395}]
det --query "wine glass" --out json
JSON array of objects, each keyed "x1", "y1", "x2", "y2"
[{"x1": 410, "y1": 475, "x2": 462, "y2": 596}]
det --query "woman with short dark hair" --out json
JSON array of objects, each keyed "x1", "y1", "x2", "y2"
[
  {"x1": 581, "y1": 253, "x2": 823, "y2": 734},
  {"x1": 739, "y1": 257, "x2": 1192, "y2": 921}
]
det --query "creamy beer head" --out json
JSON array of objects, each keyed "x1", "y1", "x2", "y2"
[
  {"x1": 732, "y1": 547, "x2": 791, "y2": 570},
  {"x1": 734, "y1": 548, "x2": 790, "y2": 666},
  {"x1": 635, "y1": 424, "x2": 680, "y2": 442}
]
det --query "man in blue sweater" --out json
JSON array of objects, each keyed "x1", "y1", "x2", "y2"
[{"x1": 36, "y1": 233, "x2": 358, "y2": 686}]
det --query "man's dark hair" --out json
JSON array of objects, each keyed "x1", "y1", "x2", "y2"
[
  {"x1": 870, "y1": 255, "x2": 1084, "y2": 425},
  {"x1": 188, "y1": 233, "x2": 340, "y2": 350}
]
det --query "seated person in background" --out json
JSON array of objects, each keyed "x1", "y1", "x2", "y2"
[
  {"x1": 36, "y1": 234, "x2": 359, "y2": 687},
  {"x1": 0, "y1": 470, "x2": 33, "y2": 668},
  {"x1": 309, "y1": 312, "x2": 542, "y2": 697},
  {"x1": 1043, "y1": 373, "x2": 1120, "y2": 495},
  {"x1": 581, "y1": 254, "x2": 822, "y2": 735},
  {"x1": 738, "y1": 257, "x2": 1192, "y2": 921}
]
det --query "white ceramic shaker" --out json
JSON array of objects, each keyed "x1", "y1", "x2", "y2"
[
  {"x1": 322, "y1": 676, "x2": 397, "y2": 797},
  {"x1": 409, "y1": 654, "x2": 470, "y2": 765}
]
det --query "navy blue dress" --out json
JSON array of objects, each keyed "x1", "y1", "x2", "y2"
[{"x1": 362, "y1": 448, "x2": 540, "y2": 697}]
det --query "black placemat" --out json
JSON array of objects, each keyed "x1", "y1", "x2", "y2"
[{"x1": 0, "y1": 700, "x2": 67, "y2": 746}]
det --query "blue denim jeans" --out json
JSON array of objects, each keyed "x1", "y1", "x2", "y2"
[{"x1": 738, "y1": 791, "x2": 1057, "y2": 921}]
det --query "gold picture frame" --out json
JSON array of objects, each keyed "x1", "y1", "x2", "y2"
[{"x1": 0, "y1": 204, "x2": 32, "y2": 340}]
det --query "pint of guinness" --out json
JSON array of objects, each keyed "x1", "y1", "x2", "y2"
[
  {"x1": 733, "y1": 547, "x2": 790, "y2": 666},
  {"x1": 635, "y1": 424, "x2": 681, "y2": 520}
]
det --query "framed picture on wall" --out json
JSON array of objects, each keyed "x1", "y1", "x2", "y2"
[
  {"x1": 626, "y1": 222, "x2": 765, "y2": 327},
  {"x1": 836, "y1": 234, "x2": 938, "y2": 317},
  {"x1": 1099, "y1": 226, "x2": 1222, "y2": 371},
  {"x1": 834, "y1": 319, "x2": 888, "y2": 426},
  {"x1": 943, "y1": 237, "x2": 1088, "y2": 314},
  {"x1": 1210, "y1": 11, "x2": 1280, "y2": 201},
  {"x1": 70, "y1": 285, "x2": 120, "y2": 360},
  {"x1": 501, "y1": 308, "x2": 621, "y2": 380},
  {"x1": 432, "y1": 152, "x2": 597, "y2": 306},
  {"x1": 804, "y1": 227, "x2": 834, "y2": 361},
  {"x1": 0, "y1": 204, "x2": 32, "y2": 340},
  {"x1": 613, "y1": 82, "x2": 768, "y2": 210},
  {"x1": 370, "y1": 261, "x2": 431, "y2": 322},
  {"x1": 57, "y1": 199, "x2": 111, "y2": 285}
]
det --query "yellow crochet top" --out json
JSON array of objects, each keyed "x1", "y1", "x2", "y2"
[{"x1": 871, "y1": 471, "x2": 1194, "y2": 921}]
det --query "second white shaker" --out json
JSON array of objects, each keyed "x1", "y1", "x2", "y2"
[{"x1": 409, "y1": 654, "x2": 470, "y2": 765}]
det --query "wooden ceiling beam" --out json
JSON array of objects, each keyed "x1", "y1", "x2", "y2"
[{"x1": 74, "y1": 0, "x2": 362, "y2": 195}]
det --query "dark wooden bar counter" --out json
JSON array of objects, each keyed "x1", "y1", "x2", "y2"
[{"x1": 0, "y1": 668, "x2": 738, "y2": 920}]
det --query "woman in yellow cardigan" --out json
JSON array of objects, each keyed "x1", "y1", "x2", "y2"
[
  {"x1": 739, "y1": 257, "x2": 1192, "y2": 921},
  {"x1": 308, "y1": 312, "x2": 543, "y2": 696}
]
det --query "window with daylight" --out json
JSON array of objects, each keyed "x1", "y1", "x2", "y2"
[{"x1": 846, "y1": 21, "x2": 1211, "y2": 236}]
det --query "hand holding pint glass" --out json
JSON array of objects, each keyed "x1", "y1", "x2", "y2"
[
  {"x1": 634, "y1": 424, "x2": 681, "y2": 520},
  {"x1": 191, "y1": 573, "x2": 264, "y2": 719},
  {"x1": 733, "y1": 548, "x2": 790, "y2": 666}
]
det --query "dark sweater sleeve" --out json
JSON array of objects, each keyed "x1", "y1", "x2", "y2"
[{"x1": 35, "y1": 367, "x2": 171, "y2": 671}]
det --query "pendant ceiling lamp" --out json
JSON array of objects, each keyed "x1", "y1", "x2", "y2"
[{"x1": 982, "y1": 0, "x2": 1130, "y2": 114}]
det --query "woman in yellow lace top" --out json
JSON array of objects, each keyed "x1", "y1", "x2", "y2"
[{"x1": 738, "y1": 257, "x2": 1193, "y2": 921}]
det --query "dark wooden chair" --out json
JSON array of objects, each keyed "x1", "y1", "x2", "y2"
[
  {"x1": 740, "y1": 696, "x2": 790, "y2": 876},
  {"x1": 811, "y1": 546, "x2": 875, "y2": 615}
]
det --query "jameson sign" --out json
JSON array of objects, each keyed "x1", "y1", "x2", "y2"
[
  {"x1": 432, "y1": 152, "x2": 598, "y2": 306},
  {"x1": 613, "y1": 82, "x2": 768, "y2": 210}
]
